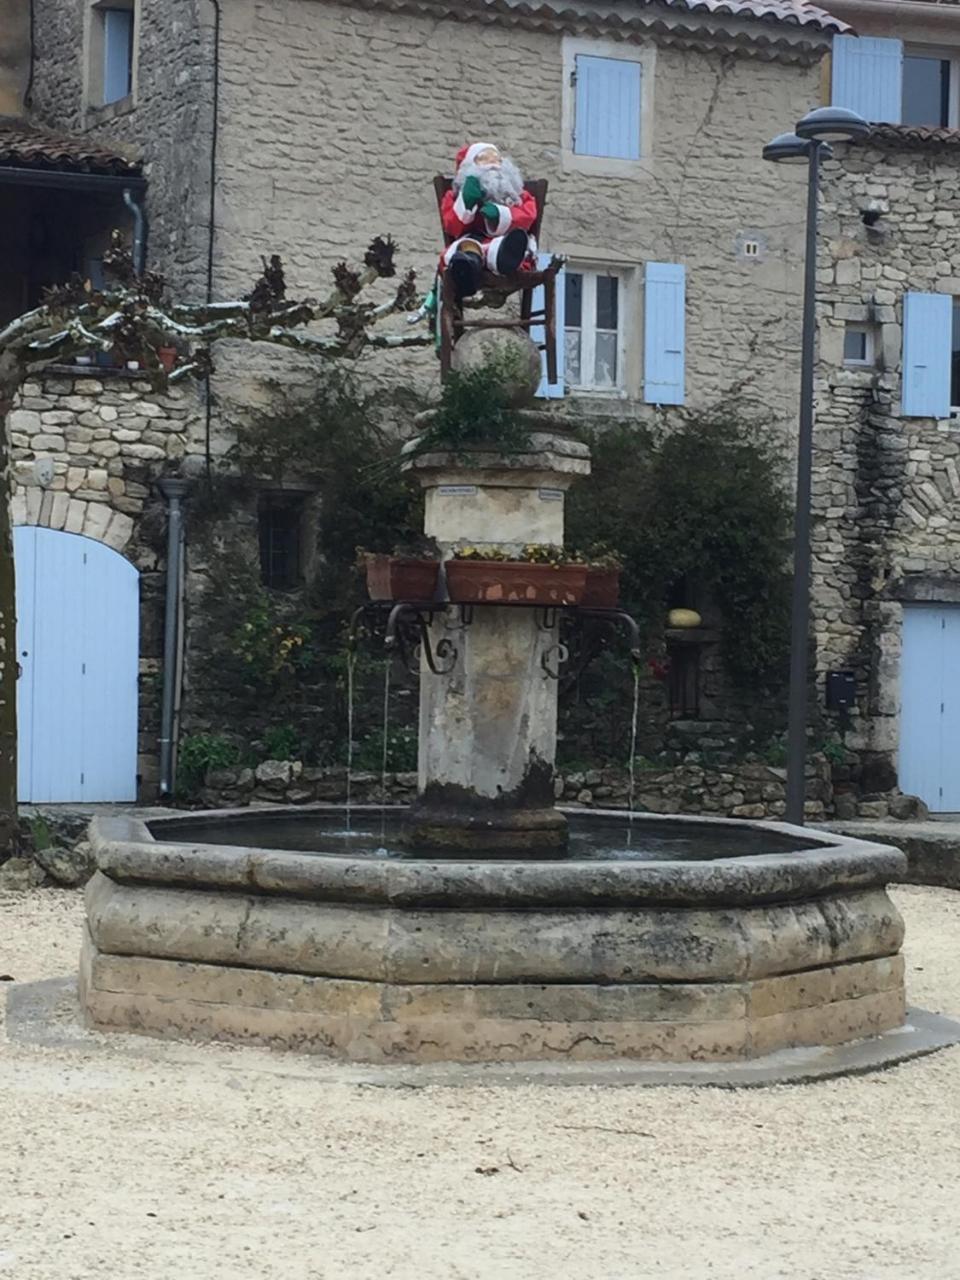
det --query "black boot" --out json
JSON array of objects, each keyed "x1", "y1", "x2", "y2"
[
  {"x1": 449, "y1": 251, "x2": 483, "y2": 300},
  {"x1": 492, "y1": 228, "x2": 529, "y2": 276}
]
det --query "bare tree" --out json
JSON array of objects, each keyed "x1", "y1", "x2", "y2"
[{"x1": 0, "y1": 235, "x2": 430, "y2": 850}]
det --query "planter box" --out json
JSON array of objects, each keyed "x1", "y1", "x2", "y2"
[
  {"x1": 446, "y1": 560, "x2": 587, "y2": 606},
  {"x1": 366, "y1": 555, "x2": 440, "y2": 602},
  {"x1": 581, "y1": 567, "x2": 621, "y2": 609}
]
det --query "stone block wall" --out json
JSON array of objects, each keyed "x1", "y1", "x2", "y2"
[
  {"x1": 204, "y1": 0, "x2": 818, "y2": 425},
  {"x1": 29, "y1": 0, "x2": 215, "y2": 296},
  {"x1": 815, "y1": 139, "x2": 960, "y2": 780},
  {"x1": 197, "y1": 755, "x2": 835, "y2": 822},
  {"x1": 10, "y1": 366, "x2": 202, "y2": 796}
]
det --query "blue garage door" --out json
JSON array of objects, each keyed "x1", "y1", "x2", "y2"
[
  {"x1": 15, "y1": 526, "x2": 139, "y2": 803},
  {"x1": 900, "y1": 605, "x2": 960, "y2": 812}
]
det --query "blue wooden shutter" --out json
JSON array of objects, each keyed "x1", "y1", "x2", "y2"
[
  {"x1": 831, "y1": 36, "x2": 902, "y2": 123},
  {"x1": 574, "y1": 56, "x2": 642, "y2": 160},
  {"x1": 902, "y1": 291, "x2": 952, "y2": 418},
  {"x1": 644, "y1": 262, "x2": 686, "y2": 406},
  {"x1": 103, "y1": 8, "x2": 134, "y2": 104},
  {"x1": 533, "y1": 251, "x2": 565, "y2": 399}
]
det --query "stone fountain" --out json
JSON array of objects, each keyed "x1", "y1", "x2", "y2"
[{"x1": 81, "y1": 388, "x2": 910, "y2": 1067}]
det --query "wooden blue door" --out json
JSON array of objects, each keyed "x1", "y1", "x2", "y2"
[
  {"x1": 15, "y1": 527, "x2": 139, "y2": 803},
  {"x1": 900, "y1": 605, "x2": 960, "y2": 812}
]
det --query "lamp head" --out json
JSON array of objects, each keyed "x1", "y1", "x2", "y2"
[
  {"x1": 796, "y1": 106, "x2": 871, "y2": 143},
  {"x1": 762, "y1": 132, "x2": 812, "y2": 164}
]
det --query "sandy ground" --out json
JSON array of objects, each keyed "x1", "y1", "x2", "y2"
[{"x1": 2, "y1": 886, "x2": 960, "y2": 1280}]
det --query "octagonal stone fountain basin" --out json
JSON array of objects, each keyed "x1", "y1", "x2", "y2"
[{"x1": 82, "y1": 807, "x2": 908, "y2": 1065}]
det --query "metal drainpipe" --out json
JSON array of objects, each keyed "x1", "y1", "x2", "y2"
[
  {"x1": 122, "y1": 187, "x2": 148, "y2": 275},
  {"x1": 158, "y1": 478, "x2": 190, "y2": 796},
  {"x1": 205, "y1": 0, "x2": 222, "y2": 482}
]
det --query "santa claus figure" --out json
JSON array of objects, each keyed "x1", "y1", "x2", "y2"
[{"x1": 441, "y1": 142, "x2": 538, "y2": 300}]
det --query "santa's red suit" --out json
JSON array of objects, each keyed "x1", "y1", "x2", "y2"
[{"x1": 440, "y1": 142, "x2": 537, "y2": 276}]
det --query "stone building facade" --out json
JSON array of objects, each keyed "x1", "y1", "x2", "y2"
[
  {"x1": 814, "y1": 129, "x2": 960, "y2": 812},
  {"x1": 8, "y1": 369, "x2": 198, "y2": 795},
  {"x1": 4, "y1": 0, "x2": 847, "y2": 801}
]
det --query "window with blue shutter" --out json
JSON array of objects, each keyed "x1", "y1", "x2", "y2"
[
  {"x1": 643, "y1": 262, "x2": 685, "y2": 406},
  {"x1": 574, "y1": 55, "x2": 642, "y2": 160},
  {"x1": 102, "y1": 7, "x2": 134, "y2": 105},
  {"x1": 902, "y1": 292, "x2": 953, "y2": 418},
  {"x1": 831, "y1": 35, "x2": 903, "y2": 124},
  {"x1": 532, "y1": 252, "x2": 566, "y2": 399}
]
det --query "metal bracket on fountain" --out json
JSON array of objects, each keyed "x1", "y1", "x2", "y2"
[
  {"x1": 350, "y1": 600, "x2": 642, "y2": 685},
  {"x1": 542, "y1": 607, "x2": 644, "y2": 686},
  {"x1": 349, "y1": 601, "x2": 460, "y2": 676}
]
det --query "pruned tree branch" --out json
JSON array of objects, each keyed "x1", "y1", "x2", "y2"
[{"x1": 0, "y1": 231, "x2": 429, "y2": 414}]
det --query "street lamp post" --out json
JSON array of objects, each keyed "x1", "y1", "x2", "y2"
[{"x1": 762, "y1": 107, "x2": 871, "y2": 825}]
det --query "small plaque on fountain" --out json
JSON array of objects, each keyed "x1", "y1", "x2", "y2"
[
  {"x1": 438, "y1": 484, "x2": 479, "y2": 497},
  {"x1": 538, "y1": 487, "x2": 564, "y2": 502}
]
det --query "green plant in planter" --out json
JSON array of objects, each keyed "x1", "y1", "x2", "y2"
[
  {"x1": 407, "y1": 351, "x2": 535, "y2": 460},
  {"x1": 579, "y1": 541, "x2": 624, "y2": 569},
  {"x1": 452, "y1": 543, "x2": 585, "y2": 566}
]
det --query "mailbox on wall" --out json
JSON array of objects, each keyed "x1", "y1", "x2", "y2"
[{"x1": 825, "y1": 670, "x2": 857, "y2": 712}]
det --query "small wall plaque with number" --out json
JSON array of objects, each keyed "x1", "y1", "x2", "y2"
[
  {"x1": 539, "y1": 487, "x2": 564, "y2": 502},
  {"x1": 437, "y1": 484, "x2": 478, "y2": 497}
]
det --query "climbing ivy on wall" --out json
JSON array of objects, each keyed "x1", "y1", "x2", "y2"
[
  {"x1": 565, "y1": 405, "x2": 792, "y2": 691},
  {"x1": 184, "y1": 376, "x2": 792, "y2": 775}
]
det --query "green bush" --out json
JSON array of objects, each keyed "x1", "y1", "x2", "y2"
[
  {"x1": 565, "y1": 406, "x2": 791, "y2": 692},
  {"x1": 261, "y1": 724, "x2": 302, "y2": 762},
  {"x1": 352, "y1": 724, "x2": 418, "y2": 773},
  {"x1": 407, "y1": 350, "x2": 532, "y2": 460},
  {"x1": 177, "y1": 733, "x2": 241, "y2": 796}
]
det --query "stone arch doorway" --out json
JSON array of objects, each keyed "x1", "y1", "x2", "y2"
[{"x1": 15, "y1": 525, "x2": 139, "y2": 802}]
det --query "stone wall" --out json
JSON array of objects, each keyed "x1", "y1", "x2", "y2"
[
  {"x1": 29, "y1": 0, "x2": 214, "y2": 296},
  {"x1": 28, "y1": 0, "x2": 822, "y2": 450},
  {"x1": 205, "y1": 0, "x2": 817, "y2": 424},
  {"x1": 10, "y1": 367, "x2": 202, "y2": 796},
  {"x1": 815, "y1": 138, "x2": 960, "y2": 785},
  {"x1": 197, "y1": 755, "x2": 836, "y2": 822}
]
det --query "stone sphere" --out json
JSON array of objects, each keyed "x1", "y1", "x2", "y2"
[{"x1": 451, "y1": 327, "x2": 542, "y2": 407}]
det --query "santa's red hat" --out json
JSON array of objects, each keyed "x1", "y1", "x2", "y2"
[{"x1": 456, "y1": 141, "x2": 499, "y2": 170}]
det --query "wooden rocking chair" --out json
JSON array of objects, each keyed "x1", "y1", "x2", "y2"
[{"x1": 432, "y1": 175, "x2": 561, "y2": 387}]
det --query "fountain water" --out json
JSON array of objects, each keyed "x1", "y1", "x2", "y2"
[{"x1": 80, "y1": 424, "x2": 909, "y2": 1066}]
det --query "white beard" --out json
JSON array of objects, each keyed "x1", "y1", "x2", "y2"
[{"x1": 453, "y1": 155, "x2": 525, "y2": 206}]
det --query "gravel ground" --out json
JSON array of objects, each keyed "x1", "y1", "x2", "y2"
[{"x1": 2, "y1": 884, "x2": 960, "y2": 1280}]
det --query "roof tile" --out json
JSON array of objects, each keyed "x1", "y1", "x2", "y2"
[{"x1": 0, "y1": 117, "x2": 141, "y2": 177}]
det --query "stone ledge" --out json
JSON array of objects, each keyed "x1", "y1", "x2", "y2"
[
  {"x1": 89, "y1": 809, "x2": 908, "y2": 909},
  {"x1": 80, "y1": 934, "x2": 906, "y2": 1064},
  {"x1": 85, "y1": 872, "x2": 904, "y2": 985},
  {"x1": 10, "y1": 976, "x2": 959, "y2": 1087},
  {"x1": 825, "y1": 820, "x2": 960, "y2": 891}
]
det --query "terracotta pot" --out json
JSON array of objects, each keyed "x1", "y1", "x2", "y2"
[
  {"x1": 581, "y1": 566, "x2": 621, "y2": 609},
  {"x1": 157, "y1": 346, "x2": 178, "y2": 373},
  {"x1": 366, "y1": 555, "x2": 440, "y2": 601},
  {"x1": 445, "y1": 560, "x2": 587, "y2": 606}
]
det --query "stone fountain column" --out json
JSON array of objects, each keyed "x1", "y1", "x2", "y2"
[{"x1": 403, "y1": 430, "x2": 591, "y2": 852}]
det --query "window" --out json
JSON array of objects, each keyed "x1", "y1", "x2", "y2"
[
  {"x1": 951, "y1": 302, "x2": 960, "y2": 415},
  {"x1": 843, "y1": 323, "x2": 874, "y2": 367},
  {"x1": 258, "y1": 497, "x2": 304, "y2": 590},
  {"x1": 668, "y1": 647, "x2": 700, "y2": 719},
  {"x1": 87, "y1": 1, "x2": 136, "y2": 110},
  {"x1": 573, "y1": 56, "x2": 641, "y2": 160},
  {"x1": 902, "y1": 53, "x2": 951, "y2": 127},
  {"x1": 561, "y1": 37, "x2": 655, "y2": 177},
  {"x1": 832, "y1": 35, "x2": 960, "y2": 127},
  {"x1": 564, "y1": 269, "x2": 624, "y2": 392},
  {"x1": 901, "y1": 291, "x2": 952, "y2": 419}
]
